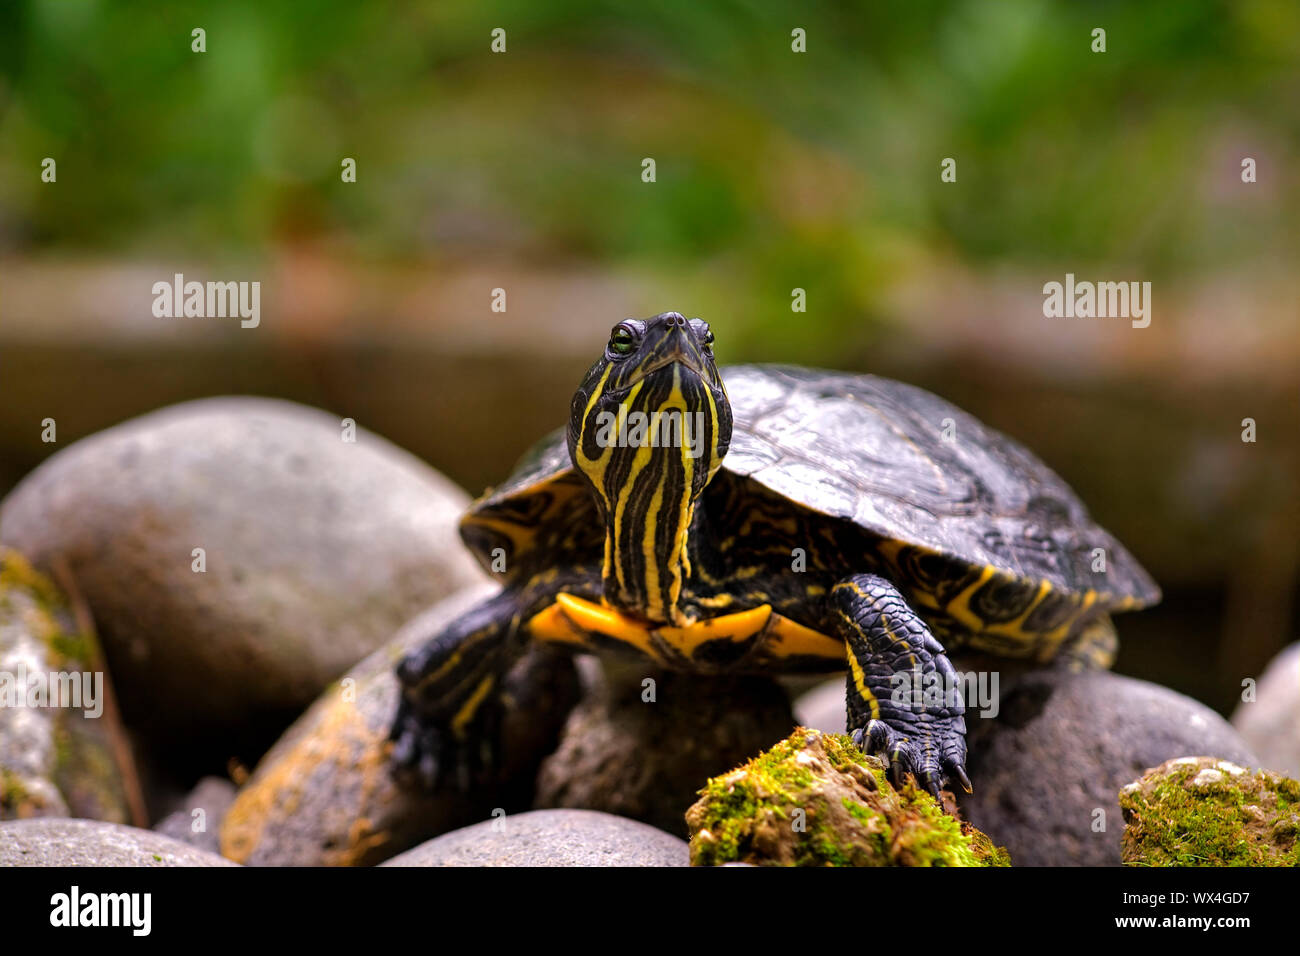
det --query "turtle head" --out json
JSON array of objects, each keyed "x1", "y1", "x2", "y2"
[{"x1": 567, "y1": 312, "x2": 732, "y2": 623}]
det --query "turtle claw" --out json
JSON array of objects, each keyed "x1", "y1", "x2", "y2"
[
  {"x1": 389, "y1": 696, "x2": 497, "y2": 793},
  {"x1": 950, "y1": 762, "x2": 973, "y2": 795},
  {"x1": 851, "y1": 715, "x2": 968, "y2": 804},
  {"x1": 390, "y1": 697, "x2": 446, "y2": 789}
]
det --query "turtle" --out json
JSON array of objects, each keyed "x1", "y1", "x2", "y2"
[{"x1": 390, "y1": 311, "x2": 1160, "y2": 798}]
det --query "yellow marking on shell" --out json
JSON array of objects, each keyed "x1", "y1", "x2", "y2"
[
  {"x1": 910, "y1": 590, "x2": 941, "y2": 611},
  {"x1": 450, "y1": 675, "x2": 495, "y2": 737},
  {"x1": 973, "y1": 577, "x2": 1052, "y2": 640},
  {"x1": 462, "y1": 515, "x2": 532, "y2": 551},
  {"x1": 880, "y1": 539, "x2": 1138, "y2": 654},
  {"x1": 944, "y1": 565, "x2": 997, "y2": 632},
  {"x1": 1037, "y1": 589, "x2": 1099, "y2": 657},
  {"x1": 874, "y1": 540, "x2": 940, "y2": 611},
  {"x1": 875, "y1": 538, "x2": 904, "y2": 566},
  {"x1": 847, "y1": 650, "x2": 880, "y2": 721}
]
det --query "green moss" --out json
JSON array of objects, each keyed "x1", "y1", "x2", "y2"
[
  {"x1": 1121, "y1": 759, "x2": 1300, "y2": 867},
  {"x1": 0, "y1": 548, "x2": 95, "y2": 670},
  {"x1": 0, "y1": 549, "x2": 66, "y2": 613},
  {"x1": 842, "y1": 796, "x2": 873, "y2": 824},
  {"x1": 45, "y1": 630, "x2": 93, "y2": 669},
  {"x1": 52, "y1": 725, "x2": 74, "y2": 771},
  {"x1": 687, "y1": 727, "x2": 1009, "y2": 867},
  {"x1": 809, "y1": 826, "x2": 853, "y2": 867},
  {"x1": 690, "y1": 782, "x2": 756, "y2": 865},
  {"x1": 965, "y1": 825, "x2": 1014, "y2": 868},
  {"x1": 1, "y1": 768, "x2": 30, "y2": 810}
]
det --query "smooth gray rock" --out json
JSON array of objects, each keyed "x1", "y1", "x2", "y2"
[
  {"x1": 956, "y1": 670, "x2": 1260, "y2": 867},
  {"x1": 0, "y1": 817, "x2": 237, "y2": 866},
  {"x1": 0, "y1": 397, "x2": 483, "y2": 739},
  {"x1": 1232, "y1": 643, "x2": 1300, "y2": 777},
  {"x1": 793, "y1": 678, "x2": 846, "y2": 735},
  {"x1": 152, "y1": 776, "x2": 237, "y2": 855},
  {"x1": 535, "y1": 662, "x2": 795, "y2": 837},
  {"x1": 219, "y1": 584, "x2": 580, "y2": 867},
  {"x1": 381, "y1": 809, "x2": 688, "y2": 867}
]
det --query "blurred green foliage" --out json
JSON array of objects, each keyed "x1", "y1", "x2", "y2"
[{"x1": 1, "y1": 0, "x2": 1297, "y2": 360}]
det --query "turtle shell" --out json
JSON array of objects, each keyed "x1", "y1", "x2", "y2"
[{"x1": 460, "y1": 364, "x2": 1160, "y2": 615}]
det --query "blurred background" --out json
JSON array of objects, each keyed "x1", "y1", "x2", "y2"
[{"x1": 0, "y1": 0, "x2": 1296, "y2": 715}]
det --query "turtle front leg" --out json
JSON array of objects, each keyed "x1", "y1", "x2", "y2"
[
  {"x1": 390, "y1": 590, "x2": 526, "y2": 791},
  {"x1": 831, "y1": 573, "x2": 970, "y2": 799}
]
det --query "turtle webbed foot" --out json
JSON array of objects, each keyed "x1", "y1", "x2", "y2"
[
  {"x1": 851, "y1": 713, "x2": 970, "y2": 803},
  {"x1": 389, "y1": 695, "x2": 502, "y2": 793}
]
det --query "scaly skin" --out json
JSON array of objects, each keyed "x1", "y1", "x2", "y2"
[
  {"x1": 834, "y1": 574, "x2": 969, "y2": 799},
  {"x1": 391, "y1": 313, "x2": 974, "y2": 800}
]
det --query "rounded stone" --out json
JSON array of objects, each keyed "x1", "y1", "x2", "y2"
[
  {"x1": 380, "y1": 809, "x2": 688, "y2": 867},
  {"x1": 219, "y1": 584, "x2": 581, "y2": 866},
  {"x1": 1120, "y1": 755, "x2": 1300, "y2": 866},
  {"x1": 1232, "y1": 642, "x2": 1299, "y2": 777},
  {"x1": 152, "y1": 776, "x2": 237, "y2": 855},
  {"x1": 0, "y1": 397, "x2": 483, "y2": 740},
  {"x1": 535, "y1": 662, "x2": 796, "y2": 837},
  {"x1": 956, "y1": 669, "x2": 1260, "y2": 867},
  {"x1": 0, "y1": 817, "x2": 237, "y2": 866},
  {"x1": 792, "y1": 678, "x2": 846, "y2": 735}
]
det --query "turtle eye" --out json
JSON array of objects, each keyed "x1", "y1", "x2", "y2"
[
  {"x1": 700, "y1": 326, "x2": 715, "y2": 354},
  {"x1": 609, "y1": 326, "x2": 636, "y2": 356},
  {"x1": 690, "y1": 319, "x2": 715, "y2": 351}
]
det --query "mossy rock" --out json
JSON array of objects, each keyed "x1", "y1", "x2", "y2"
[
  {"x1": 0, "y1": 547, "x2": 131, "y2": 823},
  {"x1": 685, "y1": 727, "x2": 1009, "y2": 867},
  {"x1": 1120, "y1": 756, "x2": 1300, "y2": 866}
]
